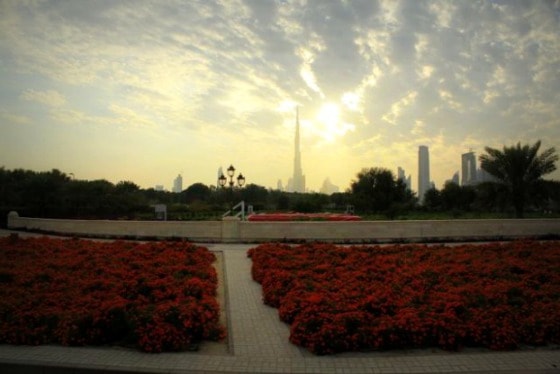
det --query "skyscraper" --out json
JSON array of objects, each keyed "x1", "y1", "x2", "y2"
[
  {"x1": 172, "y1": 174, "x2": 183, "y2": 193},
  {"x1": 461, "y1": 151, "x2": 477, "y2": 186},
  {"x1": 397, "y1": 166, "x2": 412, "y2": 191},
  {"x1": 449, "y1": 171, "x2": 460, "y2": 185},
  {"x1": 319, "y1": 177, "x2": 339, "y2": 194},
  {"x1": 291, "y1": 107, "x2": 306, "y2": 193},
  {"x1": 418, "y1": 145, "x2": 430, "y2": 204},
  {"x1": 217, "y1": 167, "x2": 223, "y2": 187}
]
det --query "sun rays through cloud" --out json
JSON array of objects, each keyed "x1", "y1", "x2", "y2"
[{"x1": 1, "y1": 0, "x2": 559, "y2": 191}]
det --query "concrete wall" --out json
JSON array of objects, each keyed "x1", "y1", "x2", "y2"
[
  {"x1": 239, "y1": 219, "x2": 560, "y2": 242},
  {"x1": 7, "y1": 211, "x2": 560, "y2": 243},
  {"x1": 7, "y1": 211, "x2": 221, "y2": 241}
]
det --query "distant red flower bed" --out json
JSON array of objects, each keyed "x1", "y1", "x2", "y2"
[
  {"x1": 0, "y1": 236, "x2": 224, "y2": 353},
  {"x1": 248, "y1": 212, "x2": 361, "y2": 221},
  {"x1": 248, "y1": 241, "x2": 560, "y2": 355}
]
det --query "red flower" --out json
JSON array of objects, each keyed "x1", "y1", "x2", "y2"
[
  {"x1": 249, "y1": 240, "x2": 560, "y2": 354},
  {"x1": 0, "y1": 237, "x2": 225, "y2": 352}
]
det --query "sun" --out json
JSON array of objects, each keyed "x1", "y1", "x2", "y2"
[
  {"x1": 314, "y1": 102, "x2": 356, "y2": 142},
  {"x1": 316, "y1": 103, "x2": 341, "y2": 141},
  {"x1": 317, "y1": 102, "x2": 340, "y2": 127}
]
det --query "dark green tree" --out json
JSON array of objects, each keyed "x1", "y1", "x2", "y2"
[
  {"x1": 473, "y1": 182, "x2": 509, "y2": 213},
  {"x1": 350, "y1": 167, "x2": 415, "y2": 215},
  {"x1": 423, "y1": 188, "x2": 442, "y2": 211},
  {"x1": 240, "y1": 184, "x2": 269, "y2": 210},
  {"x1": 182, "y1": 183, "x2": 211, "y2": 203},
  {"x1": 112, "y1": 181, "x2": 146, "y2": 218},
  {"x1": 440, "y1": 182, "x2": 476, "y2": 212},
  {"x1": 22, "y1": 169, "x2": 71, "y2": 217},
  {"x1": 274, "y1": 191, "x2": 291, "y2": 210},
  {"x1": 479, "y1": 140, "x2": 558, "y2": 218},
  {"x1": 292, "y1": 193, "x2": 329, "y2": 213}
]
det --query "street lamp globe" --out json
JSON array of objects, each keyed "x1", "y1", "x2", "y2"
[
  {"x1": 237, "y1": 173, "x2": 246, "y2": 187},
  {"x1": 227, "y1": 165, "x2": 235, "y2": 178},
  {"x1": 218, "y1": 173, "x2": 227, "y2": 188}
]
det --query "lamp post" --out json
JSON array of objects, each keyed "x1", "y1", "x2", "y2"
[
  {"x1": 218, "y1": 164, "x2": 245, "y2": 189},
  {"x1": 218, "y1": 165, "x2": 245, "y2": 215}
]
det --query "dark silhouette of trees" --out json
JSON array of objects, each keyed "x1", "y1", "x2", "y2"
[
  {"x1": 423, "y1": 188, "x2": 442, "y2": 210},
  {"x1": 540, "y1": 180, "x2": 560, "y2": 212},
  {"x1": 473, "y1": 182, "x2": 509, "y2": 213},
  {"x1": 0, "y1": 169, "x2": 149, "y2": 220},
  {"x1": 267, "y1": 190, "x2": 290, "y2": 210},
  {"x1": 2, "y1": 156, "x2": 558, "y2": 226},
  {"x1": 350, "y1": 167, "x2": 415, "y2": 216},
  {"x1": 292, "y1": 193, "x2": 330, "y2": 213},
  {"x1": 441, "y1": 182, "x2": 476, "y2": 212},
  {"x1": 239, "y1": 184, "x2": 269, "y2": 210},
  {"x1": 479, "y1": 141, "x2": 558, "y2": 218},
  {"x1": 182, "y1": 183, "x2": 211, "y2": 203},
  {"x1": 424, "y1": 182, "x2": 477, "y2": 216}
]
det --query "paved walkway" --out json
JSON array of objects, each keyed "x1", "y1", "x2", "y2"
[{"x1": 0, "y1": 231, "x2": 559, "y2": 373}]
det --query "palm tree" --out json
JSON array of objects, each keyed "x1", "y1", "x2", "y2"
[{"x1": 479, "y1": 141, "x2": 558, "y2": 218}]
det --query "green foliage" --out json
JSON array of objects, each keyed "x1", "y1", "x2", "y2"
[
  {"x1": 291, "y1": 193, "x2": 330, "y2": 213},
  {"x1": 479, "y1": 140, "x2": 558, "y2": 217},
  {"x1": 426, "y1": 182, "x2": 477, "y2": 213},
  {"x1": 182, "y1": 183, "x2": 211, "y2": 203},
  {"x1": 350, "y1": 167, "x2": 416, "y2": 216},
  {"x1": 0, "y1": 168, "x2": 148, "y2": 221},
  {"x1": 240, "y1": 184, "x2": 269, "y2": 210},
  {"x1": 2, "y1": 153, "x2": 559, "y2": 225}
]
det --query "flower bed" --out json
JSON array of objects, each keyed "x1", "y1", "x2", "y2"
[
  {"x1": 247, "y1": 212, "x2": 361, "y2": 221},
  {"x1": 0, "y1": 236, "x2": 225, "y2": 352},
  {"x1": 248, "y1": 241, "x2": 560, "y2": 354}
]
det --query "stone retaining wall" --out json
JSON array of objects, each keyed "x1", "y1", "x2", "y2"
[
  {"x1": 7, "y1": 211, "x2": 560, "y2": 243},
  {"x1": 7, "y1": 212, "x2": 221, "y2": 241}
]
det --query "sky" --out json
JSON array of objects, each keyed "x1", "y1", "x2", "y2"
[{"x1": 1, "y1": 0, "x2": 559, "y2": 193}]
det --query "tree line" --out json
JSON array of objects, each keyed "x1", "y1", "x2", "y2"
[
  {"x1": 0, "y1": 168, "x2": 342, "y2": 223},
  {"x1": 1, "y1": 141, "x2": 558, "y2": 225}
]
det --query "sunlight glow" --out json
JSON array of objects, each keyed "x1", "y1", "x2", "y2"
[
  {"x1": 341, "y1": 92, "x2": 360, "y2": 111},
  {"x1": 317, "y1": 103, "x2": 340, "y2": 126},
  {"x1": 315, "y1": 103, "x2": 355, "y2": 142},
  {"x1": 278, "y1": 100, "x2": 298, "y2": 113}
]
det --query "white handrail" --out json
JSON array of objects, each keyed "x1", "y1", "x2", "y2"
[{"x1": 222, "y1": 201, "x2": 245, "y2": 220}]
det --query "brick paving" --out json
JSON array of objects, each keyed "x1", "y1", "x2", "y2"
[{"x1": 0, "y1": 231, "x2": 559, "y2": 373}]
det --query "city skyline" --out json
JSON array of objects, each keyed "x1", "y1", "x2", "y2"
[
  {"x1": 157, "y1": 146, "x2": 492, "y2": 194},
  {"x1": 1, "y1": 1, "x2": 559, "y2": 191}
]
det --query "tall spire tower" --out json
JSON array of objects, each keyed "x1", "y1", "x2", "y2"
[{"x1": 292, "y1": 106, "x2": 306, "y2": 193}]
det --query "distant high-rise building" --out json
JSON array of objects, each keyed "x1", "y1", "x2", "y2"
[
  {"x1": 277, "y1": 179, "x2": 284, "y2": 191},
  {"x1": 448, "y1": 171, "x2": 460, "y2": 185},
  {"x1": 172, "y1": 174, "x2": 183, "y2": 193},
  {"x1": 320, "y1": 178, "x2": 339, "y2": 194},
  {"x1": 477, "y1": 167, "x2": 494, "y2": 183},
  {"x1": 397, "y1": 167, "x2": 412, "y2": 191},
  {"x1": 461, "y1": 151, "x2": 477, "y2": 186},
  {"x1": 155, "y1": 185, "x2": 164, "y2": 191},
  {"x1": 291, "y1": 107, "x2": 306, "y2": 193},
  {"x1": 397, "y1": 167, "x2": 405, "y2": 180},
  {"x1": 418, "y1": 145, "x2": 430, "y2": 204},
  {"x1": 217, "y1": 167, "x2": 224, "y2": 187}
]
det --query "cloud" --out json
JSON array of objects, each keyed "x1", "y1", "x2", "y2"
[
  {"x1": 0, "y1": 0, "x2": 559, "y2": 189},
  {"x1": 0, "y1": 109, "x2": 31, "y2": 125},
  {"x1": 297, "y1": 36, "x2": 326, "y2": 98},
  {"x1": 20, "y1": 89, "x2": 66, "y2": 107},
  {"x1": 382, "y1": 90, "x2": 418, "y2": 125}
]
